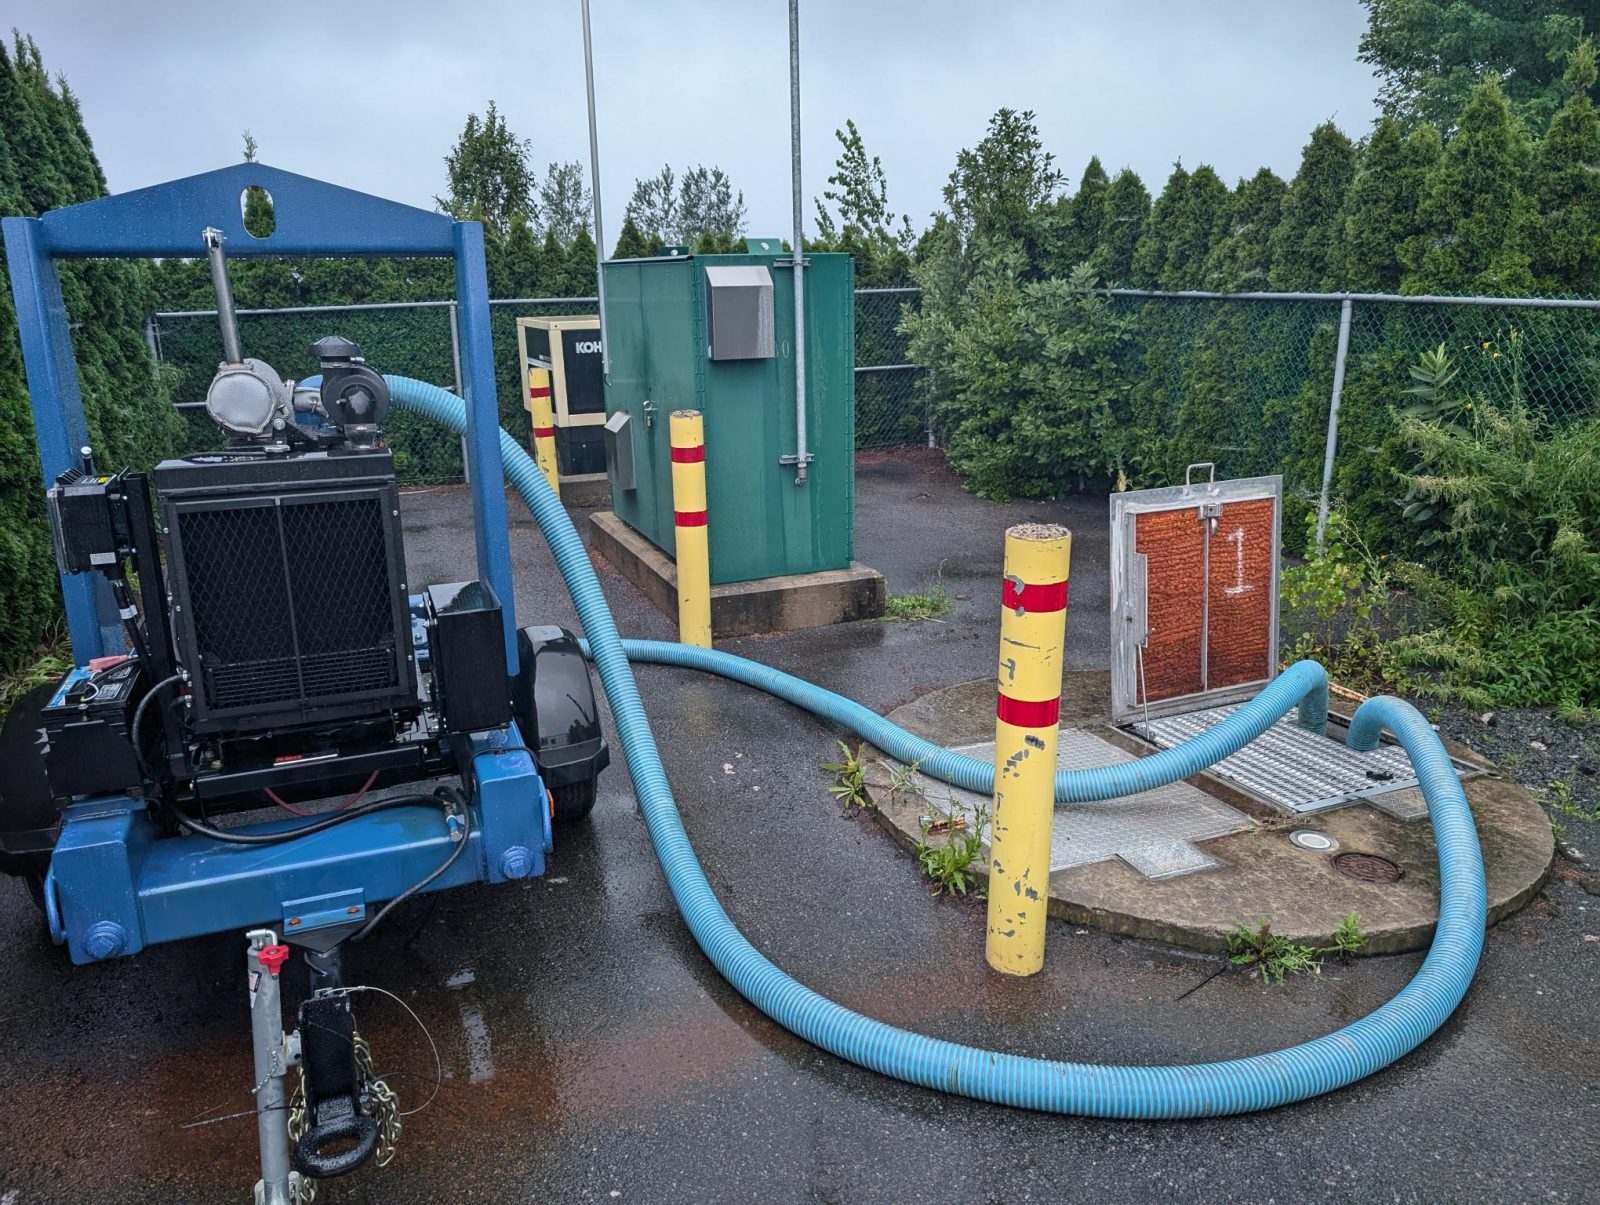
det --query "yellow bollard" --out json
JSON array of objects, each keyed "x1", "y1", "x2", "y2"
[
  {"x1": 669, "y1": 409, "x2": 712, "y2": 648},
  {"x1": 526, "y1": 365, "x2": 561, "y2": 499},
  {"x1": 985, "y1": 522, "x2": 1072, "y2": 977}
]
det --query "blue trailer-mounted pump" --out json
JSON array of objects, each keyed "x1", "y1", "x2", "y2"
[{"x1": 0, "y1": 167, "x2": 608, "y2": 1198}]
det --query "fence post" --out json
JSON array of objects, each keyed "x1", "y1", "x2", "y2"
[
  {"x1": 1315, "y1": 296, "x2": 1355, "y2": 553},
  {"x1": 670, "y1": 409, "x2": 712, "y2": 647},
  {"x1": 986, "y1": 522, "x2": 1072, "y2": 977},
  {"x1": 448, "y1": 300, "x2": 469, "y2": 485}
]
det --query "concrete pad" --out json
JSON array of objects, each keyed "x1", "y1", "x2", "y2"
[
  {"x1": 865, "y1": 673, "x2": 1554, "y2": 955},
  {"x1": 588, "y1": 509, "x2": 886, "y2": 636}
]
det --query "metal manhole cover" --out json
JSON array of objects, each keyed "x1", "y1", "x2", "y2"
[{"x1": 1332, "y1": 851, "x2": 1403, "y2": 884}]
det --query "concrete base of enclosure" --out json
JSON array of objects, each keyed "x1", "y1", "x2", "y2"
[{"x1": 588, "y1": 510, "x2": 886, "y2": 636}]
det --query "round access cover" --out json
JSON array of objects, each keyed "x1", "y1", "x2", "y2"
[{"x1": 1289, "y1": 829, "x2": 1339, "y2": 852}]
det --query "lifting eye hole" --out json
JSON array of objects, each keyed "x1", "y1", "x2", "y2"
[{"x1": 240, "y1": 185, "x2": 275, "y2": 239}]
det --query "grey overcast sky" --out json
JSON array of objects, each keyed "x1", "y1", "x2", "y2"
[{"x1": 15, "y1": 1, "x2": 1379, "y2": 245}]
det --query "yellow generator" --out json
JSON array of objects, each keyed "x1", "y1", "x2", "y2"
[{"x1": 516, "y1": 316, "x2": 606, "y2": 490}]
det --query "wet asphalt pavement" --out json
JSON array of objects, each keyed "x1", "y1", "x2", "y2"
[{"x1": 1, "y1": 452, "x2": 1596, "y2": 1203}]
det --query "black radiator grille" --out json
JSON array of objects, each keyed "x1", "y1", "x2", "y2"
[{"x1": 176, "y1": 493, "x2": 404, "y2": 718}]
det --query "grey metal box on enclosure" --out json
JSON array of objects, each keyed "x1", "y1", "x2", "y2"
[
  {"x1": 704, "y1": 265, "x2": 774, "y2": 360},
  {"x1": 604, "y1": 410, "x2": 636, "y2": 492}
]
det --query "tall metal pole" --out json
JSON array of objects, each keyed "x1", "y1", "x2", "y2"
[
  {"x1": 787, "y1": 0, "x2": 809, "y2": 485},
  {"x1": 581, "y1": 0, "x2": 610, "y2": 378},
  {"x1": 1315, "y1": 296, "x2": 1355, "y2": 553}
]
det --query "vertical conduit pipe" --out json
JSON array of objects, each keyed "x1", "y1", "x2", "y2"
[{"x1": 787, "y1": 0, "x2": 809, "y2": 485}]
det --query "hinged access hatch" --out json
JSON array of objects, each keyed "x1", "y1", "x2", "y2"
[{"x1": 1110, "y1": 466, "x2": 1281, "y2": 724}]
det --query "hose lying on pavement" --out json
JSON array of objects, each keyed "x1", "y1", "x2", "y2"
[
  {"x1": 583, "y1": 639, "x2": 1330, "y2": 803},
  {"x1": 388, "y1": 375, "x2": 1488, "y2": 1119}
]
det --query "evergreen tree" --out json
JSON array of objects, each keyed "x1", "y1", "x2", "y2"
[
  {"x1": 1533, "y1": 39, "x2": 1600, "y2": 293},
  {"x1": 563, "y1": 227, "x2": 599, "y2": 295},
  {"x1": 1037, "y1": 155, "x2": 1109, "y2": 275},
  {"x1": 610, "y1": 215, "x2": 656, "y2": 259},
  {"x1": 1064, "y1": 156, "x2": 1109, "y2": 266},
  {"x1": 1204, "y1": 167, "x2": 1286, "y2": 291},
  {"x1": 435, "y1": 101, "x2": 535, "y2": 235},
  {"x1": 2, "y1": 37, "x2": 69, "y2": 212},
  {"x1": 1132, "y1": 163, "x2": 1230, "y2": 290},
  {"x1": 492, "y1": 216, "x2": 547, "y2": 296},
  {"x1": 0, "y1": 34, "x2": 183, "y2": 666},
  {"x1": 1131, "y1": 163, "x2": 1189, "y2": 287},
  {"x1": 1405, "y1": 75, "x2": 1540, "y2": 294},
  {"x1": 1360, "y1": 0, "x2": 1591, "y2": 131},
  {"x1": 1160, "y1": 164, "x2": 1230, "y2": 290},
  {"x1": 1088, "y1": 167, "x2": 1150, "y2": 284},
  {"x1": 1337, "y1": 117, "x2": 1435, "y2": 291},
  {"x1": 1268, "y1": 122, "x2": 1357, "y2": 291}
]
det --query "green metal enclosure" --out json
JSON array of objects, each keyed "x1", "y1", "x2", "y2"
[{"x1": 601, "y1": 248, "x2": 855, "y2": 585}]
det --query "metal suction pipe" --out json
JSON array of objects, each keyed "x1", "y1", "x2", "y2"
[{"x1": 203, "y1": 227, "x2": 244, "y2": 366}]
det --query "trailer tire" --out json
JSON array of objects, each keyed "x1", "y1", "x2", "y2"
[{"x1": 551, "y1": 777, "x2": 598, "y2": 824}]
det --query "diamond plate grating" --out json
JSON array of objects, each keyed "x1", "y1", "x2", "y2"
[
  {"x1": 1132, "y1": 706, "x2": 1464, "y2": 819},
  {"x1": 885, "y1": 728, "x2": 1253, "y2": 881}
]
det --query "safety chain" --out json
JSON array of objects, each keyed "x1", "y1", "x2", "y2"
[
  {"x1": 285, "y1": 1028, "x2": 401, "y2": 1203},
  {"x1": 355, "y1": 1031, "x2": 403, "y2": 1167}
]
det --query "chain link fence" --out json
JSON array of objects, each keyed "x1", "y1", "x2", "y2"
[
  {"x1": 151, "y1": 288, "x2": 930, "y2": 481},
  {"x1": 1098, "y1": 289, "x2": 1600, "y2": 546},
  {"x1": 853, "y1": 287, "x2": 928, "y2": 448}
]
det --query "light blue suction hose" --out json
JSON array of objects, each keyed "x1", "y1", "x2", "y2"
[{"x1": 388, "y1": 376, "x2": 1487, "y2": 1118}]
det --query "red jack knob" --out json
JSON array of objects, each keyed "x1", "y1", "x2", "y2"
[{"x1": 257, "y1": 944, "x2": 290, "y2": 976}]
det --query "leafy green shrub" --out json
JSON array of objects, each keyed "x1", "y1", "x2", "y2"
[
  {"x1": 1280, "y1": 510, "x2": 1412, "y2": 694},
  {"x1": 1381, "y1": 343, "x2": 1600, "y2": 707},
  {"x1": 935, "y1": 260, "x2": 1133, "y2": 499}
]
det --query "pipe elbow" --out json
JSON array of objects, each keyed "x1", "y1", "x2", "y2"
[
  {"x1": 1345, "y1": 697, "x2": 1390, "y2": 753},
  {"x1": 1286, "y1": 660, "x2": 1330, "y2": 736}
]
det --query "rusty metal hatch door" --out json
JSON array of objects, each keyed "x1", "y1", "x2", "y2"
[{"x1": 1110, "y1": 466, "x2": 1282, "y2": 724}]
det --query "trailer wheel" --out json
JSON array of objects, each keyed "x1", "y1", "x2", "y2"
[
  {"x1": 551, "y1": 777, "x2": 598, "y2": 824},
  {"x1": 23, "y1": 871, "x2": 45, "y2": 914}
]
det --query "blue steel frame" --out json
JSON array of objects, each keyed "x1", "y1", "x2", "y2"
[
  {"x1": 1, "y1": 162, "x2": 518, "y2": 665},
  {"x1": 4, "y1": 166, "x2": 546, "y2": 963},
  {"x1": 44, "y1": 721, "x2": 551, "y2": 965}
]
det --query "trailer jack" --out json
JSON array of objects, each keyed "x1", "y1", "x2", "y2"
[{"x1": 247, "y1": 930, "x2": 399, "y2": 1205}]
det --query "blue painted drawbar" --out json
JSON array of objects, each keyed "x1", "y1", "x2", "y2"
[{"x1": 45, "y1": 724, "x2": 549, "y2": 965}]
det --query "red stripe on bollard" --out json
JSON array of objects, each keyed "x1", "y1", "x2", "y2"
[
  {"x1": 674, "y1": 510, "x2": 708, "y2": 527},
  {"x1": 996, "y1": 692, "x2": 1061, "y2": 728},
  {"x1": 670, "y1": 445, "x2": 706, "y2": 463},
  {"x1": 1002, "y1": 578, "x2": 1068, "y2": 613},
  {"x1": 529, "y1": 386, "x2": 552, "y2": 398},
  {"x1": 532, "y1": 426, "x2": 555, "y2": 438}
]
